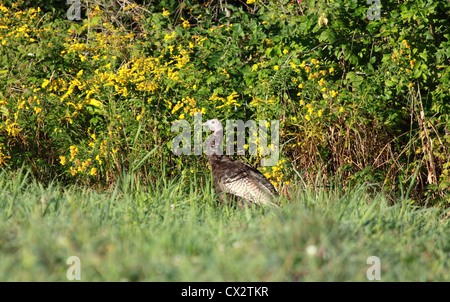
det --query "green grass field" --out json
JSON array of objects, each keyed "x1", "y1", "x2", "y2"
[{"x1": 0, "y1": 169, "x2": 448, "y2": 282}]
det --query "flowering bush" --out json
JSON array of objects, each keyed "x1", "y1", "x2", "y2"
[{"x1": 0, "y1": 0, "x2": 449, "y2": 201}]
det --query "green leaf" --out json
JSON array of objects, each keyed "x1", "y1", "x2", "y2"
[
  {"x1": 319, "y1": 30, "x2": 336, "y2": 43},
  {"x1": 131, "y1": 146, "x2": 158, "y2": 173},
  {"x1": 385, "y1": 79, "x2": 394, "y2": 87}
]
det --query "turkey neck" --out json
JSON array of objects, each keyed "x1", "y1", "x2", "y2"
[{"x1": 206, "y1": 129, "x2": 224, "y2": 165}]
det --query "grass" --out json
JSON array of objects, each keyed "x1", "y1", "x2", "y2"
[{"x1": 0, "y1": 169, "x2": 448, "y2": 281}]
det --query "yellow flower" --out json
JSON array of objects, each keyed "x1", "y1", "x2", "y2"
[
  {"x1": 305, "y1": 115, "x2": 310, "y2": 121},
  {"x1": 318, "y1": 78, "x2": 325, "y2": 86},
  {"x1": 163, "y1": 31, "x2": 175, "y2": 41},
  {"x1": 90, "y1": 168, "x2": 97, "y2": 176},
  {"x1": 42, "y1": 79, "x2": 50, "y2": 88},
  {"x1": 18, "y1": 101, "x2": 26, "y2": 110},
  {"x1": 273, "y1": 65, "x2": 279, "y2": 71},
  {"x1": 298, "y1": 83, "x2": 303, "y2": 89},
  {"x1": 247, "y1": 0, "x2": 256, "y2": 4},
  {"x1": 318, "y1": 109, "x2": 323, "y2": 117},
  {"x1": 69, "y1": 146, "x2": 78, "y2": 160},
  {"x1": 0, "y1": 144, "x2": 10, "y2": 167},
  {"x1": 171, "y1": 101, "x2": 183, "y2": 114},
  {"x1": 182, "y1": 20, "x2": 190, "y2": 28},
  {"x1": 85, "y1": 99, "x2": 102, "y2": 109},
  {"x1": 162, "y1": 8, "x2": 170, "y2": 16},
  {"x1": 59, "y1": 156, "x2": 66, "y2": 166},
  {"x1": 329, "y1": 67, "x2": 335, "y2": 73},
  {"x1": 70, "y1": 166, "x2": 77, "y2": 176},
  {"x1": 402, "y1": 39, "x2": 410, "y2": 49},
  {"x1": 330, "y1": 90, "x2": 338, "y2": 98},
  {"x1": 339, "y1": 106, "x2": 344, "y2": 113}
]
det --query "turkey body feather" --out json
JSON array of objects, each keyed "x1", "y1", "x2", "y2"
[
  {"x1": 203, "y1": 119, "x2": 279, "y2": 206},
  {"x1": 210, "y1": 155, "x2": 278, "y2": 206}
]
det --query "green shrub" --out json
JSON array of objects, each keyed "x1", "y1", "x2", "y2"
[{"x1": 0, "y1": 0, "x2": 448, "y2": 202}]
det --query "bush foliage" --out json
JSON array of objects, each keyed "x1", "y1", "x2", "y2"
[{"x1": 0, "y1": 0, "x2": 449, "y2": 203}]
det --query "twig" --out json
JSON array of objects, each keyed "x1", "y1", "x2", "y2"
[{"x1": 291, "y1": 158, "x2": 308, "y2": 189}]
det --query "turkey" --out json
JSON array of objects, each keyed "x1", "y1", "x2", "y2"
[{"x1": 202, "y1": 119, "x2": 279, "y2": 207}]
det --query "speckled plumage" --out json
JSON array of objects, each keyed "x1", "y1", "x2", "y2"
[{"x1": 203, "y1": 119, "x2": 278, "y2": 206}]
